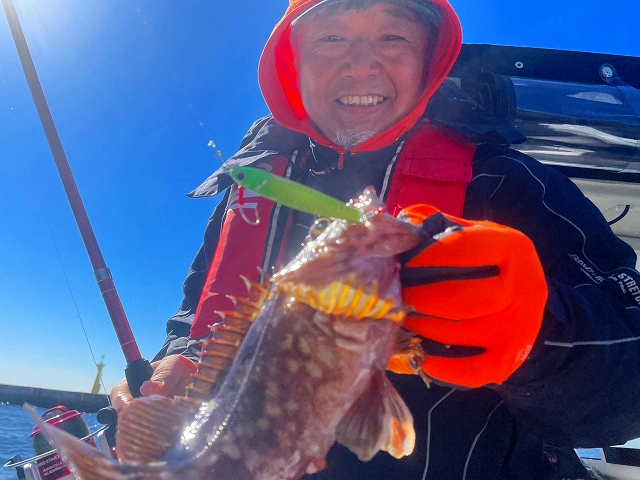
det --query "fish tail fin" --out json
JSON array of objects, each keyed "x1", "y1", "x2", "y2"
[{"x1": 24, "y1": 404, "x2": 167, "y2": 480}]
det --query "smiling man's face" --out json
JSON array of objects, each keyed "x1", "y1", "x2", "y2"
[{"x1": 295, "y1": 2, "x2": 429, "y2": 148}]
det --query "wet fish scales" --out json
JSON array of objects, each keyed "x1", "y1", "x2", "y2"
[{"x1": 29, "y1": 189, "x2": 422, "y2": 480}]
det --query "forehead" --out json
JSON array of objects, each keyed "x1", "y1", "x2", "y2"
[{"x1": 296, "y1": 1, "x2": 425, "y2": 29}]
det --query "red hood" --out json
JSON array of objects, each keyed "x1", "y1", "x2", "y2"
[{"x1": 258, "y1": 0, "x2": 462, "y2": 153}]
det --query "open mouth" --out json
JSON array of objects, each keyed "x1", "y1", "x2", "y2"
[{"x1": 337, "y1": 95, "x2": 387, "y2": 106}]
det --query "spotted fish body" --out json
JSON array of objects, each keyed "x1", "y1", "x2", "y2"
[{"x1": 32, "y1": 189, "x2": 423, "y2": 480}]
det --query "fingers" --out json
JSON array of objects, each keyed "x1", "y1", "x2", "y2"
[
  {"x1": 422, "y1": 354, "x2": 499, "y2": 389},
  {"x1": 402, "y1": 225, "x2": 546, "y2": 321},
  {"x1": 110, "y1": 378, "x2": 133, "y2": 414},
  {"x1": 111, "y1": 355, "x2": 197, "y2": 413},
  {"x1": 422, "y1": 345, "x2": 530, "y2": 389},
  {"x1": 139, "y1": 355, "x2": 197, "y2": 398},
  {"x1": 405, "y1": 220, "x2": 531, "y2": 269},
  {"x1": 408, "y1": 306, "x2": 542, "y2": 387},
  {"x1": 403, "y1": 313, "x2": 512, "y2": 347}
]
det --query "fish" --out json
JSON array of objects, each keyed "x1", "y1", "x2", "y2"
[{"x1": 28, "y1": 187, "x2": 425, "y2": 480}]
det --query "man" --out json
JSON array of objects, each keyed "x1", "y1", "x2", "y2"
[{"x1": 112, "y1": 0, "x2": 640, "y2": 478}]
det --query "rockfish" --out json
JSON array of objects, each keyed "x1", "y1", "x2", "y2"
[{"x1": 30, "y1": 188, "x2": 423, "y2": 480}]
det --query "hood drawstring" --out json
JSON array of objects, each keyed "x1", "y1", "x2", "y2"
[
  {"x1": 308, "y1": 140, "x2": 347, "y2": 174},
  {"x1": 237, "y1": 185, "x2": 245, "y2": 206}
]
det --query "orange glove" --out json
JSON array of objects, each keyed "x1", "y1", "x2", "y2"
[{"x1": 398, "y1": 205, "x2": 548, "y2": 388}]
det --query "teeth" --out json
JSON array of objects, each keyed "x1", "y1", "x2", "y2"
[{"x1": 339, "y1": 95, "x2": 385, "y2": 106}]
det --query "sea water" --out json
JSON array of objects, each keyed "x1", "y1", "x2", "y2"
[{"x1": 0, "y1": 404, "x2": 98, "y2": 480}]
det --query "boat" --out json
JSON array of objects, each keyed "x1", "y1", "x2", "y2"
[
  {"x1": 577, "y1": 445, "x2": 640, "y2": 480},
  {"x1": 451, "y1": 44, "x2": 640, "y2": 268}
]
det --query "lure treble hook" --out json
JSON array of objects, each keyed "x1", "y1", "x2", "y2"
[{"x1": 236, "y1": 185, "x2": 260, "y2": 225}]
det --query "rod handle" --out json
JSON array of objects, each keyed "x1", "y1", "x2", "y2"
[{"x1": 124, "y1": 358, "x2": 154, "y2": 398}]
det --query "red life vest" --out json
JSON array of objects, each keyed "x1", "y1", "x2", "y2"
[{"x1": 189, "y1": 123, "x2": 476, "y2": 338}]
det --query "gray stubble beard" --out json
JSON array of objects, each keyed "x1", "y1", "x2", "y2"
[{"x1": 334, "y1": 127, "x2": 377, "y2": 149}]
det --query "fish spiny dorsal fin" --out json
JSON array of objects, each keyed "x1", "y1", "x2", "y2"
[
  {"x1": 186, "y1": 322, "x2": 236, "y2": 400},
  {"x1": 227, "y1": 295, "x2": 263, "y2": 320},
  {"x1": 335, "y1": 370, "x2": 415, "y2": 461},
  {"x1": 186, "y1": 273, "x2": 271, "y2": 401},
  {"x1": 240, "y1": 273, "x2": 270, "y2": 305},
  {"x1": 241, "y1": 273, "x2": 270, "y2": 291},
  {"x1": 187, "y1": 291, "x2": 264, "y2": 401},
  {"x1": 239, "y1": 274, "x2": 253, "y2": 293},
  {"x1": 256, "y1": 267, "x2": 272, "y2": 285}
]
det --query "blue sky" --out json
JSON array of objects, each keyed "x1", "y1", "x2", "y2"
[{"x1": 0, "y1": 0, "x2": 639, "y2": 394}]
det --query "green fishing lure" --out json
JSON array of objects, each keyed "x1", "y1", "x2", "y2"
[{"x1": 230, "y1": 167, "x2": 364, "y2": 223}]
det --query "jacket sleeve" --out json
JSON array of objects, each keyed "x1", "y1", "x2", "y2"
[
  {"x1": 153, "y1": 188, "x2": 230, "y2": 362},
  {"x1": 464, "y1": 149, "x2": 640, "y2": 447}
]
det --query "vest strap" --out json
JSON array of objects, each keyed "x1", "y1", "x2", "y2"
[
  {"x1": 190, "y1": 156, "x2": 291, "y2": 338},
  {"x1": 385, "y1": 122, "x2": 476, "y2": 217}
]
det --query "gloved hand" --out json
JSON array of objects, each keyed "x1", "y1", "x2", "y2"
[{"x1": 397, "y1": 205, "x2": 548, "y2": 388}]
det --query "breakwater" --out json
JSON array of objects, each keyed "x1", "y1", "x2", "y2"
[{"x1": 0, "y1": 384, "x2": 109, "y2": 413}]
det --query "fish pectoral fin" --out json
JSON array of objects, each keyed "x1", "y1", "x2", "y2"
[
  {"x1": 335, "y1": 370, "x2": 415, "y2": 461},
  {"x1": 379, "y1": 377, "x2": 416, "y2": 459},
  {"x1": 117, "y1": 395, "x2": 195, "y2": 463},
  {"x1": 335, "y1": 371, "x2": 386, "y2": 461}
]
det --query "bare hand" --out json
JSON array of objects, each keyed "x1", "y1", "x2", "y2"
[{"x1": 109, "y1": 355, "x2": 197, "y2": 413}]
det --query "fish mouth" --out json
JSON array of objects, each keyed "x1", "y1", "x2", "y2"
[{"x1": 277, "y1": 275, "x2": 405, "y2": 323}]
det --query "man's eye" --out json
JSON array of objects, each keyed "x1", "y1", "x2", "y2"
[
  {"x1": 321, "y1": 35, "x2": 344, "y2": 42},
  {"x1": 381, "y1": 35, "x2": 406, "y2": 41}
]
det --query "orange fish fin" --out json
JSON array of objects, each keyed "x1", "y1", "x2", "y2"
[
  {"x1": 379, "y1": 375, "x2": 416, "y2": 459},
  {"x1": 116, "y1": 395, "x2": 196, "y2": 463},
  {"x1": 335, "y1": 370, "x2": 415, "y2": 461},
  {"x1": 386, "y1": 329, "x2": 427, "y2": 378},
  {"x1": 24, "y1": 404, "x2": 163, "y2": 480}
]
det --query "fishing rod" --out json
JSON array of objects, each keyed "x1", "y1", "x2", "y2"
[
  {"x1": 1, "y1": 0, "x2": 152, "y2": 397},
  {"x1": 207, "y1": 140, "x2": 226, "y2": 166}
]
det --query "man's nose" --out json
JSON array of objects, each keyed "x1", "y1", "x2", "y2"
[{"x1": 340, "y1": 39, "x2": 381, "y2": 80}]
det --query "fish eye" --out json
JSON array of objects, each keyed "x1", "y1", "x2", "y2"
[{"x1": 307, "y1": 218, "x2": 331, "y2": 240}]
